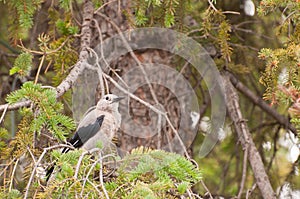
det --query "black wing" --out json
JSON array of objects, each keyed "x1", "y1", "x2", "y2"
[
  {"x1": 46, "y1": 115, "x2": 105, "y2": 182},
  {"x1": 62, "y1": 115, "x2": 105, "y2": 153}
]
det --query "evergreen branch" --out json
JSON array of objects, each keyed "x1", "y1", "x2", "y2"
[
  {"x1": 18, "y1": 36, "x2": 71, "y2": 55},
  {"x1": 0, "y1": 0, "x2": 95, "y2": 113}
]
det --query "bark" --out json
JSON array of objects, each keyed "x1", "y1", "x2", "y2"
[{"x1": 223, "y1": 73, "x2": 276, "y2": 199}]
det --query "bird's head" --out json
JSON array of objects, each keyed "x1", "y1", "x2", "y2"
[{"x1": 96, "y1": 94, "x2": 124, "y2": 112}]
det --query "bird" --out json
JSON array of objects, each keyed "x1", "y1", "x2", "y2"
[{"x1": 46, "y1": 94, "x2": 123, "y2": 182}]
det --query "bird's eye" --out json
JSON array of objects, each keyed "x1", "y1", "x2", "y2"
[{"x1": 105, "y1": 96, "x2": 109, "y2": 100}]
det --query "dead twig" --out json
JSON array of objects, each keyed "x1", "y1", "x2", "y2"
[
  {"x1": 237, "y1": 146, "x2": 248, "y2": 199},
  {"x1": 24, "y1": 144, "x2": 75, "y2": 199},
  {"x1": 200, "y1": 180, "x2": 213, "y2": 199}
]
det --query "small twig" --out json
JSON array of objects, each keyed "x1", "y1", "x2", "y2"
[
  {"x1": 99, "y1": 152, "x2": 110, "y2": 199},
  {"x1": 44, "y1": 59, "x2": 52, "y2": 73},
  {"x1": 165, "y1": 116, "x2": 190, "y2": 159},
  {"x1": 9, "y1": 158, "x2": 20, "y2": 192},
  {"x1": 94, "y1": 0, "x2": 118, "y2": 14},
  {"x1": 74, "y1": 148, "x2": 101, "y2": 179},
  {"x1": 80, "y1": 156, "x2": 101, "y2": 197},
  {"x1": 189, "y1": 158, "x2": 199, "y2": 170},
  {"x1": 200, "y1": 180, "x2": 213, "y2": 199},
  {"x1": 186, "y1": 188, "x2": 193, "y2": 198},
  {"x1": 193, "y1": 193, "x2": 202, "y2": 198},
  {"x1": 34, "y1": 54, "x2": 46, "y2": 84},
  {"x1": 91, "y1": 19, "x2": 129, "y2": 90},
  {"x1": 233, "y1": 26, "x2": 273, "y2": 40},
  {"x1": 86, "y1": 178, "x2": 104, "y2": 197},
  {"x1": 237, "y1": 146, "x2": 248, "y2": 199},
  {"x1": 0, "y1": 104, "x2": 8, "y2": 124},
  {"x1": 0, "y1": 158, "x2": 16, "y2": 177},
  {"x1": 112, "y1": 183, "x2": 128, "y2": 197},
  {"x1": 86, "y1": 47, "x2": 105, "y2": 97},
  {"x1": 222, "y1": 11, "x2": 240, "y2": 15},
  {"x1": 24, "y1": 144, "x2": 74, "y2": 199},
  {"x1": 246, "y1": 183, "x2": 257, "y2": 199},
  {"x1": 97, "y1": 12, "x2": 160, "y2": 105},
  {"x1": 41, "y1": 85, "x2": 56, "y2": 90},
  {"x1": 26, "y1": 147, "x2": 37, "y2": 164},
  {"x1": 207, "y1": 0, "x2": 218, "y2": 11},
  {"x1": 102, "y1": 154, "x2": 117, "y2": 178},
  {"x1": 235, "y1": 20, "x2": 260, "y2": 28},
  {"x1": 157, "y1": 113, "x2": 162, "y2": 149},
  {"x1": 267, "y1": 126, "x2": 280, "y2": 171},
  {"x1": 282, "y1": 10, "x2": 297, "y2": 24},
  {"x1": 19, "y1": 37, "x2": 71, "y2": 56},
  {"x1": 103, "y1": 73, "x2": 164, "y2": 115},
  {"x1": 117, "y1": 0, "x2": 121, "y2": 14},
  {"x1": 79, "y1": 153, "x2": 115, "y2": 197},
  {"x1": 175, "y1": 61, "x2": 189, "y2": 82}
]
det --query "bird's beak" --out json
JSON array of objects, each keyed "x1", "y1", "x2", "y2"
[{"x1": 112, "y1": 96, "x2": 124, "y2": 103}]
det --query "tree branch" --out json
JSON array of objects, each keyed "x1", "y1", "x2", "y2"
[
  {"x1": 0, "y1": 0, "x2": 95, "y2": 113},
  {"x1": 223, "y1": 74, "x2": 276, "y2": 199},
  {"x1": 227, "y1": 72, "x2": 297, "y2": 135}
]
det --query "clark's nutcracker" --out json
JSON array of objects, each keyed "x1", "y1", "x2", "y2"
[{"x1": 46, "y1": 94, "x2": 123, "y2": 181}]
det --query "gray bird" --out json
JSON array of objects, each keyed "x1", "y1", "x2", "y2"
[{"x1": 46, "y1": 94, "x2": 123, "y2": 181}]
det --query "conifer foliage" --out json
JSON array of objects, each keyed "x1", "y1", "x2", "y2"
[{"x1": 0, "y1": 0, "x2": 299, "y2": 198}]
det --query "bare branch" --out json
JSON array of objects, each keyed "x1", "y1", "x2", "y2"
[
  {"x1": 99, "y1": 153, "x2": 110, "y2": 199},
  {"x1": 237, "y1": 147, "x2": 248, "y2": 199},
  {"x1": 9, "y1": 158, "x2": 20, "y2": 192},
  {"x1": 94, "y1": 0, "x2": 118, "y2": 14},
  {"x1": 200, "y1": 180, "x2": 213, "y2": 199},
  {"x1": 227, "y1": 72, "x2": 297, "y2": 136},
  {"x1": 24, "y1": 144, "x2": 74, "y2": 199},
  {"x1": 223, "y1": 74, "x2": 276, "y2": 199},
  {"x1": 0, "y1": 101, "x2": 31, "y2": 112},
  {"x1": 74, "y1": 148, "x2": 101, "y2": 179},
  {"x1": 246, "y1": 183, "x2": 257, "y2": 199},
  {"x1": 96, "y1": 12, "x2": 160, "y2": 105},
  {"x1": 207, "y1": 0, "x2": 218, "y2": 12},
  {"x1": 0, "y1": 0, "x2": 95, "y2": 113},
  {"x1": 0, "y1": 158, "x2": 16, "y2": 177},
  {"x1": 0, "y1": 104, "x2": 8, "y2": 123},
  {"x1": 80, "y1": 152, "x2": 102, "y2": 197}
]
